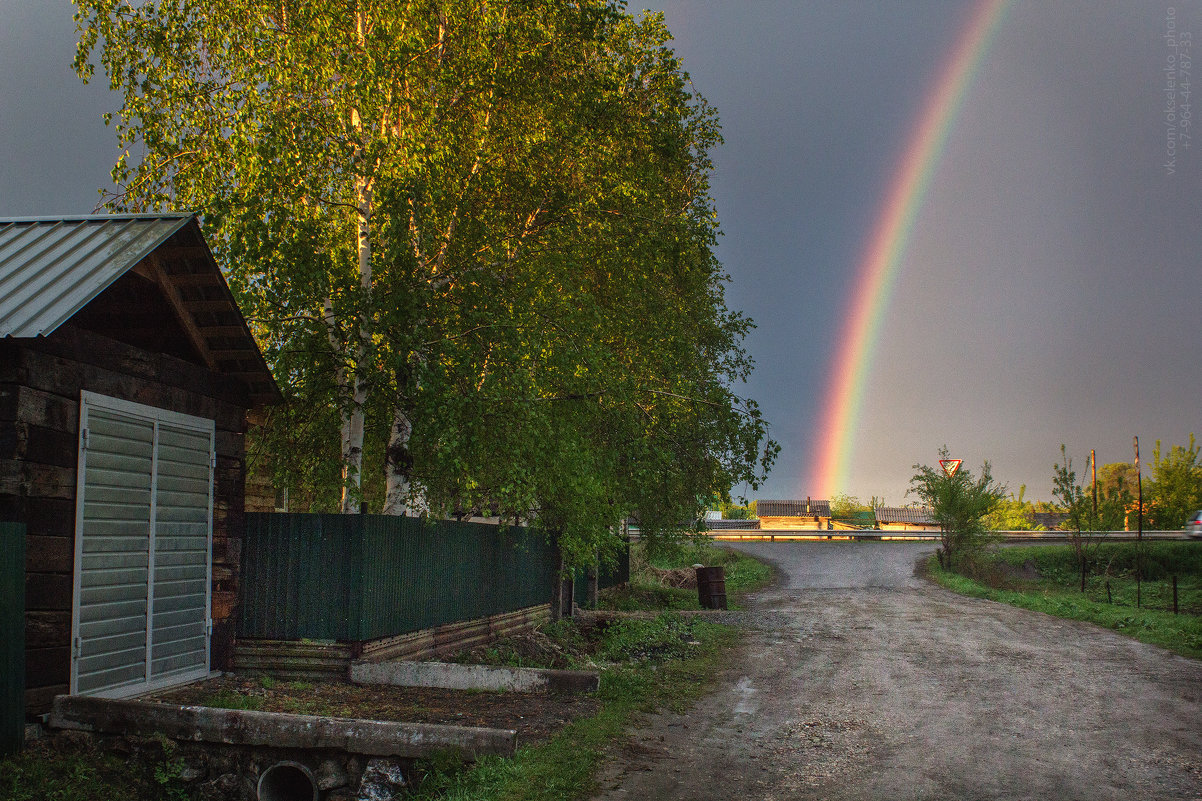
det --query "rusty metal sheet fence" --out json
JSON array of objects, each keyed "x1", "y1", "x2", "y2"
[
  {"x1": 1, "y1": 523, "x2": 25, "y2": 756},
  {"x1": 238, "y1": 514, "x2": 626, "y2": 642}
]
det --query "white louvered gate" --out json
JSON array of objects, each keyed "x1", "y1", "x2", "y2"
[{"x1": 71, "y1": 391, "x2": 214, "y2": 698}]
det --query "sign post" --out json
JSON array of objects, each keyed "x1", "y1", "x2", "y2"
[{"x1": 939, "y1": 458, "x2": 962, "y2": 477}]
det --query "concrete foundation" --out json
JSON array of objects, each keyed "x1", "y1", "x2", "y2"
[
  {"x1": 50, "y1": 695, "x2": 516, "y2": 760},
  {"x1": 350, "y1": 661, "x2": 600, "y2": 694}
]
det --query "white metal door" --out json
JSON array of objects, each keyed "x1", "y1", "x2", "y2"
[{"x1": 71, "y1": 391, "x2": 214, "y2": 697}]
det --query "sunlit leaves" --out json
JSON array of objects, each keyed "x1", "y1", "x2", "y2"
[{"x1": 75, "y1": 0, "x2": 778, "y2": 562}]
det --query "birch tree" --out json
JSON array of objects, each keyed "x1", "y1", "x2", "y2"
[
  {"x1": 76, "y1": 1, "x2": 777, "y2": 546},
  {"x1": 75, "y1": 0, "x2": 546, "y2": 511}
]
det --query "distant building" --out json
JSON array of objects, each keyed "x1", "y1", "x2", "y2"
[
  {"x1": 874, "y1": 506, "x2": 938, "y2": 532},
  {"x1": 757, "y1": 499, "x2": 828, "y2": 530}
]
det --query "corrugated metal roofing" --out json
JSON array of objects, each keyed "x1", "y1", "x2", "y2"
[
  {"x1": 703, "y1": 519, "x2": 761, "y2": 530},
  {"x1": 758, "y1": 499, "x2": 831, "y2": 517},
  {"x1": 0, "y1": 214, "x2": 191, "y2": 337},
  {"x1": 874, "y1": 506, "x2": 937, "y2": 524}
]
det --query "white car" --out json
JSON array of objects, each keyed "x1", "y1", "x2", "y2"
[{"x1": 1188, "y1": 510, "x2": 1202, "y2": 538}]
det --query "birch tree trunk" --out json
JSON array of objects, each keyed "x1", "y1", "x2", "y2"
[
  {"x1": 382, "y1": 405, "x2": 414, "y2": 514},
  {"x1": 340, "y1": 76, "x2": 373, "y2": 511}
]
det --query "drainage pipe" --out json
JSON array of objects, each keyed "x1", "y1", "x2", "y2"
[{"x1": 257, "y1": 761, "x2": 317, "y2": 801}]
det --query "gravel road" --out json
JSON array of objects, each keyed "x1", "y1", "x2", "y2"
[{"x1": 591, "y1": 542, "x2": 1202, "y2": 801}]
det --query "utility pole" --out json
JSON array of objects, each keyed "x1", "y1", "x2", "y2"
[
  {"x1": 1134, "y1": 436, "x2": 1142, "y2": 608},
  {"x1": 1091, "y1": 448, "x2": 1097, "y2": 527}
]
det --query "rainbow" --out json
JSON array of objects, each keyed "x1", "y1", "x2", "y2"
[{"x1": 809, "y1": 0, "x2": 1011, "y2": 499}]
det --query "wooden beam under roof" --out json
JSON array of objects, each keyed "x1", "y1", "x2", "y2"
[{"x1": 132, "y1": 255, "x2": 219, "y2": 372}]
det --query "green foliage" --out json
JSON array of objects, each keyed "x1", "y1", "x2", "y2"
[
  {"x1": 596, "y1": 615, "x2": 704, "y2": 663},
  {"x1": 1146, "y1": 435, "x2": 1202, "y2": 529},
  {"x1": 75, "y1": 0, "x2": 778, "y2": 562},
  {"x1": 1052, "y1": 445, "x2": 1106, "y2": 590},
  {"x1": 717, "y1": 498, "x2": 756, "y2": 520},
  {"x1": 996, "y1": 542, "x2": 1202, "y2": 582},
  {"x1": 983, "y1": 485, "x2": 1046, "y2": 531},
  {"x1": 198, "y1": 690, "x2": 262, "y2": 711},
  {"x1": 1095, "y1": 462, "x2": 1137, "y2": 531},
  {"x1": 1052, "y1": 446, "x2": 1097, "y2": 532},
  {"x1": 0, "y1": 744, "x2": 193, "y2": 801},
  {"x1": 908, "y1": 446, "x2": 1006, "y2": 566},
  {"x1": 828, "y1": 493, "x2": 871, "y2": 519}
]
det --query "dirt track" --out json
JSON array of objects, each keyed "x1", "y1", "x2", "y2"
[{"x1": 591, "y1": 542, "x2": 1202, "y2": 801}]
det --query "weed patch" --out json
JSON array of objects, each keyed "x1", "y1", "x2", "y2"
[
  {"x1": 408, "y1": 614, "x2": 737, "y2": 801},
  {"x1": 0, "y1": 739, "x2": 191, "y2": 801},
  {"x1": 601, "y1": 539, "x2": 772, "y2": 612}
]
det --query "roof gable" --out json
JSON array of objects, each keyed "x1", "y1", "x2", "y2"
[{"x1": 0, "y1": 214, "x2": 280, "y2": 406}]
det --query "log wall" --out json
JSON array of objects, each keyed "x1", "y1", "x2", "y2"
[{"x1": 0, "y1": 325, "x2": 252, "y2": 716}]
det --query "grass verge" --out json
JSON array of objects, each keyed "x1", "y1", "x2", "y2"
[
  {"x1": 928, "y1": 541, "x2": 1202, "y2": 659},
  {"x1": 600, "y1": 537, "x2": 774, "y2": 611},
  {"x1": 408, "y1": 615, "x2": 737, "y2": 801},
  {"x1": 412, "y1": 538, "x2": 769, "y2": 799}
]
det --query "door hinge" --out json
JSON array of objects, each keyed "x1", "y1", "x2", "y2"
[
  {"x1": 80, "y1": 428, "x2": 88, "y2": 451},
  {"x1": 205, "y1": 619, "x2": 213, "y2": 638},
  {"x1": 72, "y1": 637, "x2": 81, "y2": 659}
]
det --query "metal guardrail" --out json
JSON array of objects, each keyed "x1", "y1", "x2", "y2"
[{"x1": 701, "y1": 529, "x2": 1191, "y2": 543}]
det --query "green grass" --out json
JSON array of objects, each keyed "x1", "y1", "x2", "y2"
[
  {"x1": 600, "y1": 538, "x2": 774, "y2": 612},
  {"x1": 408, "y1": 614, "x2": 738, "y2": 801},
  {"x1": 0, "y1": 739, "x2": 190, "y2": 801},
  {"x1": 929, "y1": 541, "x2": 1202, "y2": 659},
  {"x1": 196, "y1": 689, "x2": 262, "y2": 711},
  {"x1": 409, "y1": 540, "x2": 770, "y2": 799}
]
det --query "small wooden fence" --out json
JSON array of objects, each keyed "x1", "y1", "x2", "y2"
[{"x1": 237, "y1": 514, "x2": 628, "y2": 644}]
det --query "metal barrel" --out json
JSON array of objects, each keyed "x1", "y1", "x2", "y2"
[{"x1": 695, "y1": 566, "x2": 727, "y2": 610}]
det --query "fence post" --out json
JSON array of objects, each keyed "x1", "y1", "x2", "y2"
[
  {"x1": 586, "y1": 554, "x2": 599, "y2": 610},
  {"x1": 1, "y1": 523, "x2": 25, "y2": 757},
  {"x1": 550, "y1": 543, "x2": 564, "y2": 622}
]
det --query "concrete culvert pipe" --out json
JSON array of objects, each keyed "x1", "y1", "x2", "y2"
[{"x1": 257, "y1": 761, "x2": 317, "y2": 801}]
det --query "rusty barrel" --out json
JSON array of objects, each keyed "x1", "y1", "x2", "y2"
[{"x1": 695, "y1": 566, "x2": 727, "y2": 610}]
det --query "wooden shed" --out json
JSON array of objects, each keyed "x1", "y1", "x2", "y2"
[
  {"x1": 874, "y1": 506, "x2": 938, "y2": 532},
  {"x1": 0, "y1": 214, "x2": 279, "y2": 715}
]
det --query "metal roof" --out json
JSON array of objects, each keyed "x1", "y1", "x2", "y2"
[
  {"x1": 0, "y1": 214, "x2": 281, "y2": 406},
  {"x1": 874, "y1": 506, "x2": 937, "y2": 524},
  {"x1": 0, "y1": 214, "x2": 192, "y2": 337},
  {"x1": 703, "y1": 518, "x2": 761, "y2": 530},
  {"x1": 758, "y1": 499, "x2": 831, "y2": 517}
]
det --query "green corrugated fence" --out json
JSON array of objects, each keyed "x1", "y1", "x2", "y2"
[
  {"x1": 1, "y1": 523, "x2": 25, "y2": 756},
  {"x1": 238, "y1": 514, "x2": 628, "y2": 642}
]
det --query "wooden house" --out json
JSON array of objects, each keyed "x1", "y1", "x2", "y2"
[{"x1": 0, "y1": 214, "x2": 279, "y2": 715}]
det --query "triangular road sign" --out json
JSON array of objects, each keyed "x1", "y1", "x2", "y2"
[{"x1": 939, "y1": 459, "x2": 962, "y2": 477}]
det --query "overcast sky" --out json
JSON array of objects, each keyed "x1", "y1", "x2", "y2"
[{"x1": 2, "y1": 1, "x2": 1200, "y2": 506}]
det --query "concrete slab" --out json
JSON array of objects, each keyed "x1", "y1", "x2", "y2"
[
  {"x1": 49, "y1": 695, "x2": 515, "y2": 760},
  {"x1": 350, "y1": 660, "x2": 600, "y2": 694}
]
